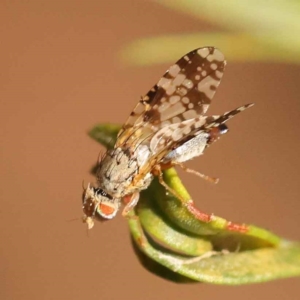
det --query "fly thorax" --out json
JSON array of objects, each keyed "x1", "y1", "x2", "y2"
[{"x1": 97, "y1": 147, "x2": 139, "y2": 196}]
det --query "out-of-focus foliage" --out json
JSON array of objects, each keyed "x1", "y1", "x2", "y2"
[{"x1": 120, "y1": 0, "x2": 300, "y2": 66}]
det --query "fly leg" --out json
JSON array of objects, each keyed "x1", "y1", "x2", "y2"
[
  {"x1": 152, "y1": 164, "x2": 213, "y2": 223},
  {"x1": 154, "y1": 165, "x2": 182, "y2": 200},
  {"x1": 122, "y1": 192, "x2": 147, "y2": 244},
  {"x1": 175, "y1": 162, "x2": 219, "y2": 184},
  {"x1": 122, "y1": 192, "x2": 140, "y2": 218}
]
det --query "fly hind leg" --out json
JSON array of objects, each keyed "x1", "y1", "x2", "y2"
[
  {"x1": 152, "y1": 164, "x2": 213, "y2": 223},
  {"x1": 160, "y1": 161, "x2": 219, "y2": 184},
  {"x1": 175, "y1": 162, "x2": 219, "y2": 184}
]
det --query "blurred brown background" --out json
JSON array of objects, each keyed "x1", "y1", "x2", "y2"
[{"x1": 1, "y1": 1, "x2": 300, "y2": 299}]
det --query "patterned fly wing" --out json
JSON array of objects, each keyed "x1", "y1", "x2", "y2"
[
  {"x1": 150, "y1": 104, "x2": 254, "y2": 159},
  {"x1": 116, "y1": 47, "x2": 225, "y2": 149},
  {"x1": 130, "y1": 103, "x2": 253, "y2": 185}
]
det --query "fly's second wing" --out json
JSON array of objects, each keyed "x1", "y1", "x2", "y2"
[{"x1": 149, "y1": 104, "x2": 254, "y2": 166}]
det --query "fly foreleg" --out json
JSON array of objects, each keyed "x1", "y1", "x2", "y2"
[{"x1": 122, "y1": 192, "x2": 140, "y2": 218}]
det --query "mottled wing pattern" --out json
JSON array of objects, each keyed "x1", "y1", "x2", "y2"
[
  {"x1": 150, "y1": 104, "x2": 253, "y2": 156},
  {"x1": 133, "y1": 104, "x2": 253, "y2": 180},
  {"x1": 116, "y1": 47, "x2": 225, "y2": 148}
]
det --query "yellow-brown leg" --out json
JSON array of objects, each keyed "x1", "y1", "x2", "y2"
[
  {"x1": 152, "y1": 164, "x2": 213, "y2": 223},
  {"x1": 152, "y1": 164, "x2": 188, "y2": 204},
  {"x1": 176, "y1": 162, "x2": 219, "y2": 184},
  {"x1": 122, "y1": 193, "x2": 140, "y2": 218},
  {"x1": 160, "y1": 162, "x2": 219, "y2": 184}
]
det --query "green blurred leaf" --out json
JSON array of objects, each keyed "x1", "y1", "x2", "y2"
[
  {"x1": 155, "y1": 0, "x2": 300, "y2": 33},
  {"x1": 120, "y1": 33, "x2": 300, "y2": 66},
  {"x1": 88, "y1": 123, "x2": 300, "y2": 284},
  {"x1": 120, "y1": 0, "x2": 300, "y2": 66},
  {"x1": 88, "y1": 123, "x2": 120, "y2": 150}
]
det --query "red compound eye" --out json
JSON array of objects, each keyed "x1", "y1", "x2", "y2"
[{"x1": 99, "y1": 203, "x2": 116, "y2": 217}]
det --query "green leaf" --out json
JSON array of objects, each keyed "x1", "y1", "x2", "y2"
[
  {"x1": 120, "y1": 33, "x2": 300, "y2": 67},
  {"x1": 120, "y1": 0, "x2": 300, "y2": 66},
  {"x1": 137, "y1": 187, "x2": 213, "y2": 257},
  {"x1": 155, "y1": 0, "x2": 300, "y2": 34},
  {"x1": 88, "y1": 123, "x2": 300, "y2": 284},
  {"x1": 88, "y1": 123, "x2": 120, "y2": 149}
]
